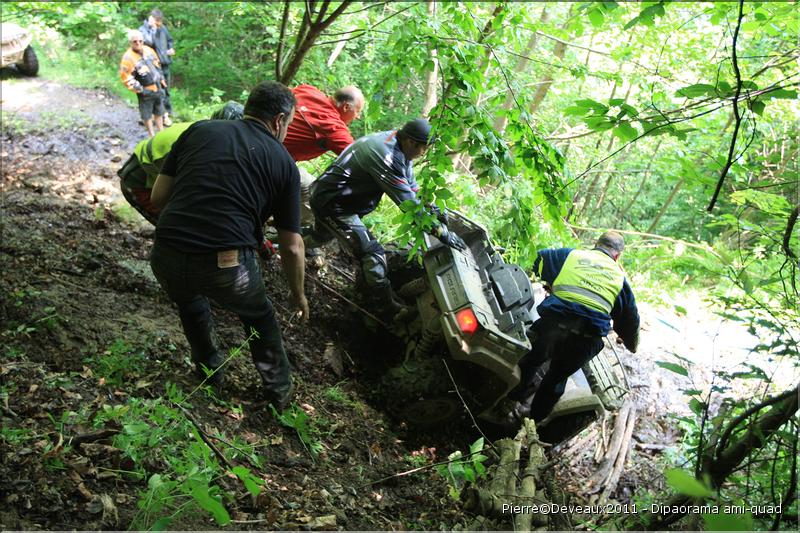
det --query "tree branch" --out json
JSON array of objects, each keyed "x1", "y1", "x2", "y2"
[
  {"x1": 707, "y1": 0, "x2": 745, "y2": 212},
  {"x1": 714, "y1": 386, "x2": 799, "y2": 463},
  {"x1": 782, "y1": 205, "x2": 799, "y2": 260},
  {"x1": 275, "y1": 0, "x2": 290, "y2": 80}
]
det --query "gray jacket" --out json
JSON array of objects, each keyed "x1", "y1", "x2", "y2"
[{"x1": 139, "y1": 20, "x2": 174, "y2": 67}]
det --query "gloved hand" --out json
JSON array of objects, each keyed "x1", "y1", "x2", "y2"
[
  {"x1": 428, "y1": 204, "x2": 449, "y2": 226},
  {"x1": 438, "y1": 225, "x2": 467, "y2": 251}
]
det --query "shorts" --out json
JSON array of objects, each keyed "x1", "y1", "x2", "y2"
[{"x1": 137, "y1": 91, "x2": 165, "y2": 121}]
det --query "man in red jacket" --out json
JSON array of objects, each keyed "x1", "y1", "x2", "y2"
[{"x1": 283, "y1": 84, "x2": 365, "y2": 266}]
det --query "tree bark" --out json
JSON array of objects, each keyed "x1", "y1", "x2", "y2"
[
  {"x1": 493, "y1": 6, "x2": 548, "y2": 132},
  {"x1": 421, "y1": 1, "x2": 439, "y2": 117},
  {"x1": 645, "y1": 178, "x2": 684, "y2": 234},
  {"x1": 277, "y1": 1, "x2": 353, "y2": 85}
]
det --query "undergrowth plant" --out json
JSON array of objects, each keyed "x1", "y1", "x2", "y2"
[
  {"x1": 270, "y1": 404, "x2": 324, "y2": 460},
  {"x1": 84, "y1": 340, "x2": 146, "y2": 388},
  {"x1": 436, "y1": 438, "x2": 489, "y2": 500},
  {"x1": 83, "y1": 334, "x2": 264, "y2": 530}
]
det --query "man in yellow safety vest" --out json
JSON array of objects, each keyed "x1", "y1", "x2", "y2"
[{"x1": 509, "y1": 230, "x2": 640, "y2": 423}]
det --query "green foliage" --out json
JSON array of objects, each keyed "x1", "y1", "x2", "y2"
[
  {"x1": 664, "y1": 469, "x2": 714, "y2": 498},
  {"x1": 84, "y1": 339, "x2": 146, "y2": 387},
  {"x1": 270, "y1": 404, "x2": 324, "y2": 459},
  {"x1": 93, "y1": 385, "x2": 264, "y2": 530},
  {"x1": 435, "y1": 438, "x2": 488, "y2": 500}
]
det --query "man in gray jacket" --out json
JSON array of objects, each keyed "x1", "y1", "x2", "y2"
[
  {"x1": 306, "y1": 118, "x2": 466, "y2": 317},
  {"x1": 140, "y1": 8, "x2": 175, "y2": 125}
]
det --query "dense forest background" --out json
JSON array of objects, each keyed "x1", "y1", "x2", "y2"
[{"x1": 2, "y1": 1, "x2": 798, "y2": 530}]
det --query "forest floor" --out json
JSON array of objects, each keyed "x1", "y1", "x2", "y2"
[{"x1": 2, "y1": 74, "x2": 791, "y2": 531}]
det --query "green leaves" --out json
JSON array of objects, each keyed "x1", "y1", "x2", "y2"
[
  {"x1": 664, "y1": 469, "x2": 714, "y2": 497},
  {"x1": 232, "y1": 466, "x2": 264, "y2": 497},
  {"x1": 703, "y1": 510, "x2": 754, "y2": 531},
  {"x1": 675, "y1": 83, "x2": 717, "y2": 98},
  {"x1": 189, "y1": 481, "x2": 231, "y2": 526},
  {"x1": 436, "y1": 438, "x2": 489, "y2": 500},
  {"x1": 613, "y1": 122, "x2": 639, "y2": 142},
  {"x1": 656, "y1": 361, "x2": 689, "y2": 377},
  {"x1": 624, "y1": 1, "x2": 667, "y2": 29}
]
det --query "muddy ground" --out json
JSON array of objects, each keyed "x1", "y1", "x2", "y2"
[{"x1": 2, "y1": 75, "x2": 787, "y2": 531}]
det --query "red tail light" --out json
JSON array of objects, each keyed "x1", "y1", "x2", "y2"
[{"x1": 456, "y1": 308, "x2": 479, "y2": 335}]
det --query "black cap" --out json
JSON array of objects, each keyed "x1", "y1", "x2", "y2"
[{"x1": 400, "y1": 118, "x2": 434, "y2": 145}]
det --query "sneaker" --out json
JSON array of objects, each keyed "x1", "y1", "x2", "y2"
[{"x1": 163, "y1": 115, "x2": 173, "y2": 127}]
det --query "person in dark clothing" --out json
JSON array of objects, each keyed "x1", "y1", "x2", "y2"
[
  {"x1": 508, "y1": 231, "x2": 640, "y2": 423},
  {"x1": 140, "y1": 8, "x2": 175, "y2": 125},
  {"x1": 149, "y1": 81, "x2": 307, "y2": 409},
  {"x1": 305, "y1": 118, "x2": 466, "y2": 316}
]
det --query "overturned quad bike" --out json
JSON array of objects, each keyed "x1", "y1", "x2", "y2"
[{"x1": 381, "y1": 211, "x2": 628, "y2": 443}]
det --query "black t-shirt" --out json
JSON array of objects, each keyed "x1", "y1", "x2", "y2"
[{"x1": 156, "y1": 119, "x2": 301, "y2": 252}]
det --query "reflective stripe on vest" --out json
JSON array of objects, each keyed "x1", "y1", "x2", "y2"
[{"x1": 551, "y1": 249, "x2": 625, "y2": 314}]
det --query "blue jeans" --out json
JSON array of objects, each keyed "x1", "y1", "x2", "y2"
[{"x1": 150, "y1": 240, "x2": 291, "y2": 397}]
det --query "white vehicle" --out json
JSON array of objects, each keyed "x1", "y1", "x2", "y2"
[{"x1": 1, "y1": 23, "x2": 39, "y2": 76}]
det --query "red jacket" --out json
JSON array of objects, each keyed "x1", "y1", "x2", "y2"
[{"x1": 283, "y1": 84, "x2": 354, "y2": 162}]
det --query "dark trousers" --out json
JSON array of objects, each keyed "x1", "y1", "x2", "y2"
[
  {"x1": 305, "y1": 210, "x2": 389, "y2": 289},
  {"x1": 162, "y1": 65, "x2": 172, "y2": 114},
  {"x1": 150, "y1": 240, "x2": 291, "y2": 395},
  {"x1": 511, "y1": 317, "x2": 604, "y2": 421}
]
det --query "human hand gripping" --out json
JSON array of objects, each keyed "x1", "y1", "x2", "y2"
[{"x1": 291, "y1": 292, "x2": 310, "y2": 321}]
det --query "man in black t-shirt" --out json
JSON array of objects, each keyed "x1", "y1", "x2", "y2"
[{"x1": 149, "y1": 81, "x2": 308, "y2": 409}]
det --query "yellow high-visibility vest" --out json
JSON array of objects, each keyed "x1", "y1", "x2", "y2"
[{"x1": 551, "y1": 249, "x2": 625, "y2": 314}]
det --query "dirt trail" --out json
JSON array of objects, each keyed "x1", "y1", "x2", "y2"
[
  {"x1": 3, "y1": 75, "x2": 793, "y2": 530},
  {"x1": 1, "y1": 76, "x2": 469, "y2": 530}
]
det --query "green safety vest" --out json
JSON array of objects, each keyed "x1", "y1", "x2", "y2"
[
  {"x1": 133, "y1": 122, "x2": 193, "y2": 187},
  {"x1": 551, "y1": 249, "x2": 625, "y2": 314}
]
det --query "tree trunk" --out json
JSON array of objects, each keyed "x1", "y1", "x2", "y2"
[
  {"x1": 645, "y1": 178, "x2": 684, "y2": 234},
  {"x1": 493, "y1": 6, "x2": 549, "y2": 132},
  {"x1": 277, "y1": 1, "x2": 353, "y2": 85},
  {"x1": 616, "y1": 140, "x2": 663, "y2": 226},
  {"x1": 529, "y1": 38, "x2": 567, "y2": 115},
  {"x1": 421, "y1": 1, "x2": 439, "y2": 117}
]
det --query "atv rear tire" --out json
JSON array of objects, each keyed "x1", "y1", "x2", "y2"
[
  {"x1": 381, "y1": 356, "x2": 460, "y2": 426},
  {"x1": 18, "y1": 45, "x2": 38, "y2": 76}
]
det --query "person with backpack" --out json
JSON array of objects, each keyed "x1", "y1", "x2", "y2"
[{"x1": 119, "y1": 29, "x2": 166, "y2": 137}]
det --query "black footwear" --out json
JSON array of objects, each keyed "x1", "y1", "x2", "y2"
[{"x1": 266, "y1": 377, "x2": 295, "y2": 411}]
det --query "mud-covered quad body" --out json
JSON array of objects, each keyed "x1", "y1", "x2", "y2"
[
  {"x1": 382, "y1": 211, "x2": 626, "y2": 442},
  {"x1": 1, "y1": 23, "x2": 39, "y2": 76}
]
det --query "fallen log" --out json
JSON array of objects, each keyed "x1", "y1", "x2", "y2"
[
  {"x1": 587, "y1": 399, "x2": 635, "y2": 493},
  {"x1": 462, "y1": 418, "x2": 551, "y2": 531}
]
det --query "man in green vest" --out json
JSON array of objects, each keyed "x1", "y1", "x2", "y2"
[
  {"x1": 118, "y1": 102, "x2": 243, "y2": 224},
  {"x1": 508, "y1": 231, "x2": 640, "y2": 423}
]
